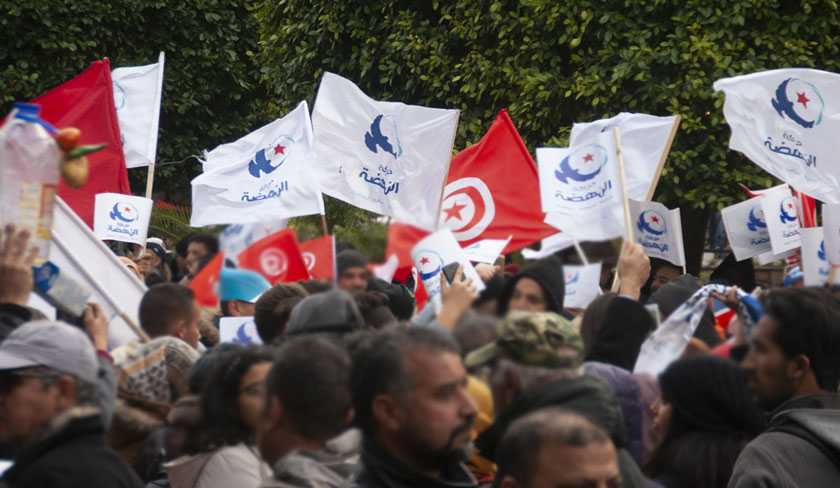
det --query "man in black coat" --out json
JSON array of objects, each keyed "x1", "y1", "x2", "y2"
[{"x1": 0, "y1": 320, "x2": 142, "y2": 488}]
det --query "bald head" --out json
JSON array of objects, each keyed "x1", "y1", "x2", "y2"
[{"x1": 498, "y1": 409, "x2": 620, "y2": 488}]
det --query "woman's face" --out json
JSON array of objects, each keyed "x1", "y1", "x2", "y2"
[
  {"x1": 238, "y1": 361, "x2": 272, "y2": 431},
  {"x1": 652, "y1": 399, "x2": 673, "y2": 442}
]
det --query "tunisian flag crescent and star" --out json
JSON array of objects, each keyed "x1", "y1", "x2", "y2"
[
  {"x1": 238, "y1": 229, "x2": 310, "y2": 284},
  {"x1": 32, "y1": 59, "x2": 131, "y2": 227},
  {"x1": 299, "y1": 234, "x2": 335, "y2": 281},
  {"x1": 438, "y1": 109, "x2": 556, "y2": 254}
]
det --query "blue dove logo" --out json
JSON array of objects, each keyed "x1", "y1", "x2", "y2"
[
  {"x1": 746, "y1": 207, "x2": 767, "y2": 232},
  {"x1": 779, "y1": 197, "x2": 798, "y2": 224},
  {"x1": 233, "y1": 323, "x2": 255, "y2": 345},
  {"x1": 819, "y1": 240, "x2": 827, "y2": 262},
  {"x1": 637, "y1": 210, "x2": 667, "y2": 237},
  {"x1": 364, "y1": 114, "x2": 403, "y2": 159},
  {"x1": 248, "y1": 136, "x2": 294, "y2": 178},
  {"x1": 110, "y1": 202, "x2": 139, "y2": 223},
  {"x1": 771, "y1": 78, "x2": 824, "y2": 129},
  {"x1": 555, "y1": 145, "x2": 607, "y2": 184},
  {"x1": 416, "y1": 250, "x2": 444, "y2": 282},
  {"x1": 565, "y1": 272, "x2": 580, "y2": 286}
]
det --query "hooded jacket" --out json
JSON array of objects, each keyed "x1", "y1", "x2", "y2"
[
  {"x1": 167, "y1": 443, "x2": 271, "y2": 488},
  {"x1": 728, "y1": 394, "x2": 840, "y2": 488},
  {"x1": 476, "y1": 374, "x2": 650, "y2": 488},
  {"x1": 585, "y1": 297, "x2": 656, "y2": 371},
  {"x1": 496, "y1": 256, "x2": 565, "y2": 317},
  {"x1": 351, "y1": 437, "x2": 477, "y2": 488},
  {"x1": 261, "y1": 428, "x2": 361, "y2": 488}
]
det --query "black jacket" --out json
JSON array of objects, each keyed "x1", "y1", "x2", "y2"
[
  {"x1": 0, "y1": 303, "x2": 39, "y2": 343},
  {"x1": 352, "y1": 437, "x2": 476, "y2": 488},
  {"x1": 497, "y1": 256, "x2": 565, "y2": 316},
  {"x1": 3, "y1": 412, "x2": 143, "y2": 488}
]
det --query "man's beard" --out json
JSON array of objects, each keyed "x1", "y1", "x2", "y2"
[{"x1": 401, "y1": 416, "x2": 476, "y2": 470}]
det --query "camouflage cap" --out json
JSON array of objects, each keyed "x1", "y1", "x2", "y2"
[{"x1": 465, "y1": 311, "x2": 583, "y2": 369}]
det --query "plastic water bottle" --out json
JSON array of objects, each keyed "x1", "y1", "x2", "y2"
[{"x1": 0, "y1": 102, "x2": 61, "y2": 261}]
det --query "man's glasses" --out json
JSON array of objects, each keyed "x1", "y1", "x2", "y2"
[{"x1": 0, "y1": 367, "x2": 61, "y2": 395}]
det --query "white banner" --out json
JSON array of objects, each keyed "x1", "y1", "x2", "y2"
[
  {"x1": 538, "y1": 131, "x2": 625, "y2": 240},
  {"x1": 563, "y1": 263, "x2": 602, "y2": 310},
  {"x1": 111, "y1": 52, "x2": 164, "y2": 168},
  {"x1": 800, "y1": 227, "x2": 829, "y2": 286},
  {"x1": 49, "y1": 197, "x2": 145, "y2": 347},
  {"x1": 93, "y1": 193, "x2": 153, "y2": 246},
  {"x1": 463, "y1": 236, "x2": 511, "y2": 264},
  {"x1": 570, "y1": 112, "x2": 678, "y2": 199},
  {"x1": 760, "y1": 186, "x2": 801, "y2": 255},
  {"x1": 822, "y1": 204, "x2": 840, "y2": 267},
  {"x1": 219, "y1": 317, "x2": 263, "y2": 345},
  {"x1": 311, "y1": 72, "x2": 459, "y2": 230},
  {"x1": 714, "y1": 69, "x2": 840, "y2": 204},
  {"x1": 521, "y1": 232, "x2": 575, "y2": 260},
  {"x1": 721, "y1": 196, "x2": 772, "y2": 261},
  {"x1": 411, "y1": 229, "x2": 485, "y2": 310},
  {"x1": 628, "y1": 199, "x2": 685, "y2": 267},
  {"x1": 190, "y1": 102, "x2": 325, "y2": 226}
]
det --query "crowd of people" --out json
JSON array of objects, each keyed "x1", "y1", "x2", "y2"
[{"x1": 1, "y1": 222, "x2": 840, "y2": 488}]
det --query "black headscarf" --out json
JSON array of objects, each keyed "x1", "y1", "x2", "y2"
[{"x1": 496, "y1": 256, "x2": 565, "y2": 316}]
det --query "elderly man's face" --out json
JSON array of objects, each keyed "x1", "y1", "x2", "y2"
[{"x1": 0, "y1": 368, "x2": 75, "y2": 447}]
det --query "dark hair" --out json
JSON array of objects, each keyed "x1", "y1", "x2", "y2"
[
  {"x1": 139, "y1": 284, "x2": 196, "y2": 337},
  {"x1": 298, "y1": 279, "x2": 332, "y2": 295},
  {"x1": 175, "y1": 232, "x2": 197, "y2": 258},
  {"x1": 585, "y1": 296, "x2": 655, "y2": 371},
  {"x1": 354, "y1": 291, "x2": 397, "y2": 329},
  {"x1": 187, "y1": 343, "x2": 244, "y2": 395},
  {"x1": 497, "y1": 408, "x2": 611, "y2": 486},
  {"x1": 267, "y1": 336, "x2": 351, "y2": 442},
  {"x1": 254, "y1": 284, "x2": 309, "y2": 343},
  {"x1": 187, "y1": 233, "x2": 219, "y2": 256},
  {"x1": 190, "y1": 347, "x2": 275, "y2": 453},
  {"x1": 366, "y1": 278, "x2": 415, "y2": 321},
  {"x1": 579, "y1": 292, "x2": 617, "y2": 356},
  {"x1": 762, "y1": 287, "x2": 840, "y2": 391},
  {"x1": 453, "y1": 311, "x2": 499, "y2": 356},
  {"x1": 645, "y1": 356, "x2": 765, "y2": 487},
  {"x1": 351, "y1": 327, "x2": 460, "y2": 434}
]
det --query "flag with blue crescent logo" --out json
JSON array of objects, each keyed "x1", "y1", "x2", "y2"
[
  {"x1": 562, "y1": 263, "x2": 602, "y2": 310},
  {"x1": 720, "y1": 196, "x2": 773, "y2": 261},
  {"x1": 758, "y1": 186, "x2": 802, "y2": 255},
  {"x1": 800, "y1": 227, "x2": 829, "y2": 286},
  {"x1": 821, "y1": 203, "x2": 840, "y2": 271},
  {"x1": 190, "y1": 101, "x2": 325, "y2": 226},
  {"x1": 714, "y1": 69, "x2": 840, "y2": 204},
  {"x1": 92, "y1": 192, "x2": 154, "y2": 246},
  {"x1": 410, "y1": 229, "x2": 485, "y2": 312},
  {"x1": 311, "y1": 72, "x2": 460, "y2": 231},
  {"x1": 627, "y1": 199, "x2": 686, "y2": 267}
]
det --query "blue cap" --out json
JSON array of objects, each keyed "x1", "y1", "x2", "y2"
[
  {"x1": 219, "y1": 267, "x2": 271, "y2": 303},
  {"x1": 783, "y1": 266, "x2": 804, "y2": 288}
]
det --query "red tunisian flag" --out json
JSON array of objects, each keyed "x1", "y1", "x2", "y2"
[
  {"x1": 238, "y1": 229, "x2": 310, "y2": 283},
  {"x1": 32, "y1": 59, "x2": 131, "y2": 227},
  {"x1": 385, "y1": 222, "x2": 430, "y2": 281},
  {"x1": 439, "y1": 109, "x2": 556, "y2": 254},
  {"x1": 299, "y1": 235, "x2": 335, "y2": 281},
  {"x1": 189, "y1": 253, "x2": 224, "y2": 307}
]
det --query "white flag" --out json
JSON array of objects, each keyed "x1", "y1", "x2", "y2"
[
  {"x1": 463, "y1": 236, "x2": 511, "y2": 264},
  {"x1": 800, "y1": 227, "x2": 829, "y2": 286},
  {"x1": 190, "y1": 102, "x2": 325, "y2": 226},
  {"x1": 563, "y1": 263, "x2": 602, "y2": 310},
  {"x1": 111, "y1": 52, "x2": 164, "y2": 169},
  {"x1": 570, "y1": 113, "x2": 678, "y2": 199},
  {"x1": 521, "y1": 232, "x2": 575, "y2": 260},
  {"x1": 760, "y1": 186, "x2": 801, "y2": 255},
  {"x1": 411, "y1": 229, "x2": 485, "y2": 310},
  {"x1": 713, "y1": 69, "x2": 840, "y2": 204},
  {"x1": 219, "y1": 219, "x2": 288, "y2": 265},
  {"x1": 538, "y1": 131, "x2": 625, "y2": 240},
  {"x1": 822, "y1": 204, "x2": 840, "y2": 265},
  {"x1": 93, "y1": 193, "x2": 154, "y2": 247},
  {"x1": 721, "y1": 196, "x2": 772, "y2": 261},
  {"x1": 628, "y1": 200, "x2": 686, "y2": 267},
  {"x1": 311, "y1": 72, "x2": 459, "y2": 230},
  {"x1": 219, "y1": 317, "x2": 263, "y2": 345}
]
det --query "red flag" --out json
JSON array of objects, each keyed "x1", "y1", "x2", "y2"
[
  {"x1": 300, "y1": 235, "x2": 335, "y2": 281},
  {"x1": 238, "y1": 229, "x2": 310, "y2": 283},
  {"x1": 32, "y1": 60, "x2": 130, "y2": 227},
  {"x1": 189, "y1": 253, "x2": 224, "y2": 307},
  {"x1": 441, "y1": 110, "x2": 555, "y2": 254},
  {"x1": 385, "y1": 222, "x2": 429, "y2": 281}
]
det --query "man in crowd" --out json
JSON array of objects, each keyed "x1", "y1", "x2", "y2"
[
  {"x1": 350, "y1": 327, "x2": 478, "y2": 488},
  {"x1": 219, "y1": 267, "x2": 271, "y2": 317},
  {"x1": 109, "y1": 284, "x2": 202, "y2": 469},
  {"x1": 285, "y1": 289, "x2": 368, "y2": 337},
  {"x1": 0, "y1": 321, "x2": 142, "y2": 487},
  {"x1": 184, "y1": 233, "x2": 219, "y2": 278},
  {"x1": 336, "y1": 249, "x2": 370, "y2": 293},
  {"x1": 259, "y1": 335, "x2": 356, "y2": 487},
  {"x1": 254, "y1": 283, "x2": 308, "y2": 344},
  {"x1": 729, "y1": 288, "x2": 840, "y2": 487},
  {"x1": 496, "y1": 408, "x2": 621, "y2": 488}
]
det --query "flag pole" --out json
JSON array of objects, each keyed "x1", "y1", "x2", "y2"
[
  {"x1": 434, "y1": 111, "x2": 461, "y2": 231},
  {"x1": 145, "y1": 52, "x2": 166, "y2": 201},
  {"x1": 644, "y1": 115, "x2": 681, "y2": 200},
  {"x1": 320, "y1": 214, "x2": 329, "y2": 236},
  {"x1": 611, "y1": 127, "x2": 635, "y2": 292},
  {"x1": 144, "y1": 162, "x2": 156, "y2": 199},
  {"x1": 573, "y1": 239, "x2": 590, "y2": 265}
]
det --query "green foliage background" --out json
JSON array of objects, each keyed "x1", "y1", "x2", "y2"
[{"x1": 5, "y1": 0, "x2": 840, "y2": 264}]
